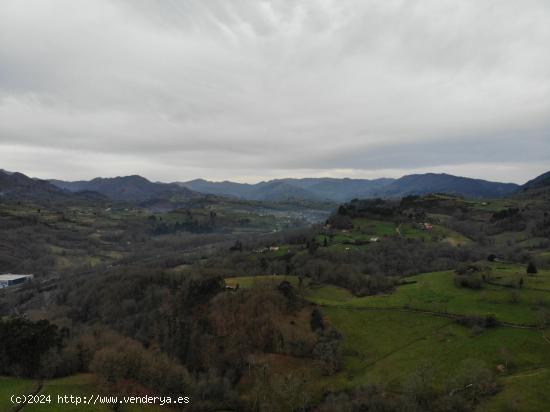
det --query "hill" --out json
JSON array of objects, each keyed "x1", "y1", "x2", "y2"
[
  {"x1": 50, "y1": 175, "x2": 200, "y2": 203},
  {"x1": 180, "y1": 173, "x2": 519, "y2": 201},
  {"x1": 0, "y1": 170, "x2": 104, "y2": 204},
  {"x1": 273, "y1": 177, "x2": 395, "y2": 202},
  {"x1": 246, "y1": 181, "x2": 323, "y2": 201},
  {"x1": 180, "y1": 177, "x2": 394, "y2": 202},
  {"x1": 372, "y1": 173, "x2": 519, "y2": 198},
  {"x1": 2, "y1": 169, "x2": 550, "y2": 411},
  {"x1": 179, "y1": 178, "x2": 255, "y2": 198},
  {"x1": 521, "y1": 170, "x2": 550, "y2": 192}
]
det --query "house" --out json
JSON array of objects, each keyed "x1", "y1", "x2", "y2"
[
  {"x1": 370, "y1": 237, "x2": 380, "y2": 242},
  {"x1": 0, "y1": 274, "x2": 34, "y2": 289},
  {"x1": 225, "y1": 284, "x2": 239, "y2": 292},
  {"x1": 423, "y1": 223, "x2": 433, "y2": 231},
  {"x1": 269, "y1": 246, "x2": 280, "y2": 252}
]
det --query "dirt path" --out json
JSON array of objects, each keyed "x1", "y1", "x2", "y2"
[
  {"x1": 485, "y1": 280, "x2": 550, "y2": 293},
  {"x1": 502, "y1": 367, "x2": 549, "y2": 380},
  {"x1": 13, "y1": 380, "x2": 43, "y2": 412}
]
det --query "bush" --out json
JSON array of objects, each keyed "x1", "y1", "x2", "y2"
[
  {"x1": 527, "y1": 261, "x2": 538, "y2": 274},
  {"x1": 454, "y1": 273, "x2": 483, "y2": 289},
  {"x1": 0, "y1": 317, "x2": 62, "y2": 377},
  {"x1": 456, "y1": 315, "x2": 498, "y2": 329}
]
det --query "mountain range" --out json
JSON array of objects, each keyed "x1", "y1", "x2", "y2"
[
  {"x1": 522, "y1": 171, "x2": 550, "y2": 192},
  {"x1": 0, "y1": 169, "x2": 105, "y2": 204},
  {"x1": 178, "y1": 173, "x2": 520, "y2": 202},
  {"x1": 2, "y1": 169, "x2": 548, "y2": 206},
  {"x1": 49, "y1": 175, "x2": 199, "y2": 203}
]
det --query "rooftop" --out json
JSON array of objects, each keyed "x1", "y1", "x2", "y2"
[{"x1": 0, "y1": 274, "x2": 34, "y2": 281}]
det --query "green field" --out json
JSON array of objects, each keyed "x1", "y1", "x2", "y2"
[
  {"x1": 352, "y1": 218, "x2": 397, "y2": 236},
  {"x1": 479, "y1": 367, "x2": 550, "y2": 412},
  {"x1": 1, "y1": 374, "x2": 170, "y2": 412},
  {"x1": 225, "y1": 275, "x2": 307, "y2": 289},
  {"x1": 320, "y1": 217, "x2": 472, "y2": 250},
  {"x1": 319, "y1": 308, "x2": 550, "y2": 391},
  {"x1": 0, "y1": 376, "x2": 38, "y2": 412},
  {"x1": 488, "y1": 262, "x2": 550, "y2": 291},
  {"x1": 307, "y1": 270, "x2": 550, "y2": 325},
  {"x1": 23, "y1": 375, "x2": 111, "y2": 412},
  {"x1": 224, "y1": 272, "x2": 550, "y2": 410}
]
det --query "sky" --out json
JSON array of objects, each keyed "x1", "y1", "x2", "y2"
[{"x1": 1, "y1": 0, "x2": 549, "y2": 184}]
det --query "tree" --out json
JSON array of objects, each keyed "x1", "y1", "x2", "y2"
[
  {"x1": 313, "y1": 328, "x2": 341, "y2": 375},
  {"x1": 229, "y1": 240, "x2": 242, "y2": 252},
  {"x1": 527, "y1": 261, "x2": 538, "y2": 275},
  {"x1": 310, "y1": 308, "x2": 324, "y2": 331},
  {"x1": 0, "y1": 318, "x2": 61, "y2": 377}
]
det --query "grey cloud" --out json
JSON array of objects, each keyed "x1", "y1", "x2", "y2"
[{"x1": 0, "y1": 0, "x2": 549, "y2": 183}]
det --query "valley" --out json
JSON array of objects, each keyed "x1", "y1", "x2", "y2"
[{"x1": 1, "y1": 169, "x2": 549, "y2": 411}]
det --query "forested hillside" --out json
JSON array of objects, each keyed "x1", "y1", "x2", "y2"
[{"x1": 1, "y1": 170, "x2": 549, "y2": 411}]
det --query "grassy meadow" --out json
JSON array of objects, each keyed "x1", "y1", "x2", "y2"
[{"x1": 221, "y1": 269, "x2": 550, "y2": 410}]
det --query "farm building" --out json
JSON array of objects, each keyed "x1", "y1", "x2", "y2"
[{"x1": 0, "y1": 274, "x2": 34, "y2": 289}]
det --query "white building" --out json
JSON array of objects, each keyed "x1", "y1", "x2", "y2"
[{"x1": 0, "y1": 274, "x2": 34, "y2": 289}]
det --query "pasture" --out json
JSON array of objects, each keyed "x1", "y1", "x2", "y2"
[{"x1": 224, "y1": 272, "x2": 550, "y2": 409}]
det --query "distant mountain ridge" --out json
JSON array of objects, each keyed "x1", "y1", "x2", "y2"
[
  {"x1": 522, "y1": 171, "x2": 550, "y2": 191},
  {"x1": 13, "y1": 170, "x2": 545, "y2": 204},
  {"x1": 0, "y1": 170, "x2": 105, "y2": 204},
  {"x1": 50, "y1": 175, "x2": 200, "y2": 203},
  {"x1": 371, "y1": 173, "x2": 519, "y2": 199},
  {"x1": 179, "y1": 173, "x2": 519, "y2": 201},
  {"x1": 178, "y1": 177, "x2": 396, "y2": 202},
  {"x1": 5, "y1": 169, "x2": 543, "y2": 207}
]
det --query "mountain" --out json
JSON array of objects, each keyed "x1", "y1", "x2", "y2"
[
  {"x1": 179, "y1": 177, "x2": 396, "y2": 202},
  {"x1": 180, "y1": 179, "x2": 254, "y2": 198},
  {"x1": 247, "y1": 181, "x2": 322, "y2": 201},
  {"x1": 50, "y1": 175, "x2": 200, "y2": 203},
  {"x1": 275, "y1": 178, "x2": 395, "y2": 202},
  {"x1": 179, "y1": 174, "x2": 518, "y2": 201},
  {"x1": 371, "y1": 173, "x2": 519, "y2": 198},
  {"x1": 0, "y1": 170, "x2": 104, "y2": 204},
  {"x1": 1, "y1": 170, "x2": 63, "y2": 199},
  {"x1": 521, "y1": 171, "x2": 550, "y2": 192}
]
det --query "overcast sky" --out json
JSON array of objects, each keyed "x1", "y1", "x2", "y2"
[{"x1": 1, "y1": 0, "x2": 549, "y2": 184}]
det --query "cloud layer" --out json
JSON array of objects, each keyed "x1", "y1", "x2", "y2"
[{"x1": 1, "y1": 0, "x2": 549, "y2": 183}]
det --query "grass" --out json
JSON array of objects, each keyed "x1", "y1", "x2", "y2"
[
  {"x1": 23, "y1": 374, "x2": 112, "y2": 412},
  {"x1": 479, "y1": 368, "x2": 550, "y2": 412},
  {"x1": 229, "y1": 272, "x2": 550, "y2": 411},
  {"x1": 488, "y1": 262, "x2": 550, "y2": 291},
  {"x1": 318, "y1": 308, "x2": 550, "y2": 393},
  {"x1": 225, "y1": 274, "x2": 550, "y2": 391},
  {"x1": 0, "y1": 376, "x2": 38, "y2": 412},
  {"x1": 307, "y1": 270, "x2": 550, "y2": 325},
  {"x1": 352, "y1": 218, "x2": 397, "y2": 237},
  {"x1": 319, "y1": 218, "x2": 471, "y2": 251},
  {"x1": 225, "y1": 275, "x2": 307, "y2": 289},
  {"x1": 297, "y1": 269, "x2": 550, "y2": 409},
  {"x1": 225, "y1": 270, "x2": 550, "y2": 325},
  {"x1": 21, "y1": 374, "x2": 169, "y2": 412}
]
